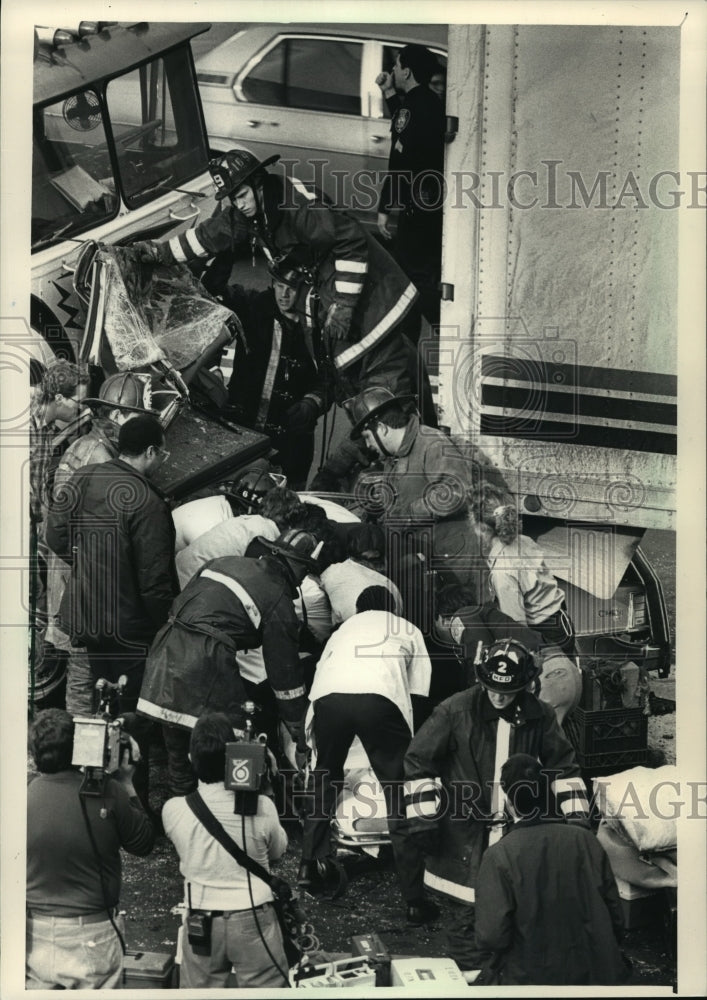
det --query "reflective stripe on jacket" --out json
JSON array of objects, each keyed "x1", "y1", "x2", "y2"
[
  {"x1": 403, "y1": 685, "x2": 588, "y2": 902},
  {"x1": 138, "y1": 554, "x2": 307, "y2": 731},
  {"x1": 159, "y1": 175, "x2": 417, "y2": 372}
]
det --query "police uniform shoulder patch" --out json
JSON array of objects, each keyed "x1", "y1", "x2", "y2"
[{"x1": 394, "y1": 108, "x2": 411, "y2": 133}]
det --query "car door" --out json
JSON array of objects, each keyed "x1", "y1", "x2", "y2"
[{"x1": 219, "y1": 31, "x2": 370, "y2": 205}]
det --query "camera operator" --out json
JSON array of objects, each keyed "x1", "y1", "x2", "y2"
[
  {"x1": 26, "y1": 709, "x2": 155, "y2": 990},
  {"x1": 163, "y1": 712, "x2": 289, "y2": 989}
]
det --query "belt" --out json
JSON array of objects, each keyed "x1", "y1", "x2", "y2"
[
  {"x1": 190, "y1": 902, "x2": 272, "y2": 918},
  {"x1": 27, "y1": 909, "x2": 115, "y2": 924}
]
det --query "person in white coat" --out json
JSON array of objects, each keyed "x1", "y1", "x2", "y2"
[{"x1": 298, "y1": 585, "x2": 432, "y2": 923}]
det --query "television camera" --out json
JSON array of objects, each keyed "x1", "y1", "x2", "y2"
[
  {"x1": 224, "y1": 700, "x2": 272, "y2": 815},
  {"x1": 71, "y1": 675, "x2": 136, "y2": 796}
]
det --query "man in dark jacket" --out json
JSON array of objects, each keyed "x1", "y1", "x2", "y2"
[
  {"x1": 224, "y1": 259, "x2": 324, "y2": 488},
  {"x1": 137, "y1": 530, "x2": 320, "y2": 795},
  {"x1": 403, "y1": 640, "x2": 590, "y2": 968},
  {"x1": 474, "y1": 754, "x2": 630, "y2": 986},
  {"x1": 46, "y1": 413, "x2": 177, "y2": 703},
  {"x1": 376, "y1": 44, "x2": 446, "y2": 341},
  {"x1": 46, "y1": 414, "x2": 177, "y2": 812},
  {"x1": 46, "y1": 373, "x2": 158, "y2": 716},
  {"x1": 137, "y1": 150, "x2": 419, "y2": 406}
]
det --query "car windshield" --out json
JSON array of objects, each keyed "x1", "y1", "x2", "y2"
[
  {"x1": 32, "y1": 46, "x2": 208, "y2": 249},
  {"x1": 32, "y1": 93, "x2": 118, "y2": 249}
]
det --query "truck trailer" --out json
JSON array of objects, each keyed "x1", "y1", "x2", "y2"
[{"x1": 434, "y1": 24, "x2": 678, "y2": 676}]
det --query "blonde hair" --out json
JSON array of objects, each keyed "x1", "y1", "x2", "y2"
[{"x1": 468, "y1": 483, "x2": 520, "y2": 545}]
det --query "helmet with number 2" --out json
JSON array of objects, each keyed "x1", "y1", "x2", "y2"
[{"x1": 476, "y1": 639, "x2": 539, "y2": 693}]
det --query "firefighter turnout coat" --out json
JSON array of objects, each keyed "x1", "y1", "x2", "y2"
[
  {"x1": 223, "y1": 284, "x2": 323, "y2": 431},
  {"x1": 137, "y1": 554, "x2": 308, "y2": 738},
  {"x1": 157, "y1": 173, "x2": 417, "y2": 374},
  {"x1": 403, "y1": 685, "x2": 589, "y2": 903},
  {"x1": 373, "y1": 414, "x2": 479, "y2": 564}
]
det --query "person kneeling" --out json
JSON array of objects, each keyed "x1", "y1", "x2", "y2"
[{"x1": 163, "y1": 712, "x2": 289, "y2": 989}]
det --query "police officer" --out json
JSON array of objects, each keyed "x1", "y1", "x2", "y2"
[{"x1": 376, "y1": 45, "x2": 446, "y2": 341}]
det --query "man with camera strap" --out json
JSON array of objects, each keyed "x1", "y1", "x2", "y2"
[
  {"x1": 163, "y1": 712, "x2": 290, "y2": 989},
  {"x1": 26, "y1": 709, "x2": 155, "y2": 990}
]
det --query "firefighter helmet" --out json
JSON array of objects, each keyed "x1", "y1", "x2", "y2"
[
  {"x1": 83, "y1": 372, "x2": 156, "y2": 414},
  {"x1": 343, "y1": 386, "x2": 416, "y2": 440},
  {"x1": 267, "y1": 529, "x2": 323, "y2": 576},
  {"x1": 227, "y1": 461, "x2": 285, "y2": 514},
  {"x1": 209, "y1": 149, "x2": 280, "y2": 201},
  {"x1": 475, "y1": 639, "x2": 540, "y2": 693}
]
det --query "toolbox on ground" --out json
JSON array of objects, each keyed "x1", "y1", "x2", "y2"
[
  {"x1": 390, "y1": 957, "x2": 465, "y2": 989},
  {"x1": 121, "y1": 950, "x2": 175, "y2": 989}
]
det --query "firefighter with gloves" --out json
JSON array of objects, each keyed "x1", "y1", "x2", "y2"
[
  {"x1": 133, "y1": 150, "x2": 420, "y2": 408},
  {"x1": 137, "y1": 530, "x2": 321, "y2": 796},
  {"x1": 403, "y1": 639, "x2": 590, "y2": 970}
]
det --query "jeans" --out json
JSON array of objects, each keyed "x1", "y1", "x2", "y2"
[
  {"x1": 26, "y1": 913, "x2": 124, "y2": 990},
  {"x1": 65, "y1": 646, "x2": 95, "y2": 716},
  {"x1": 180, "y1": 904, "x2": 289, "y2": 989}
]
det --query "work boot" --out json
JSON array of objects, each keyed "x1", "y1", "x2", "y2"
[
  {"x1": 297, "y1": 858, "x2": 347, "y2": 897},
  {"x1": 406, "y1": 898, "x2": 441, "y2": 926},
  {"x1": 649, "y1": 691, "x2": 676, "y2": 716}
]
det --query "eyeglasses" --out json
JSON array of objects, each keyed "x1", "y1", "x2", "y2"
[{"x1": 154, "y1": 445, "x2": 171, "y2": 465}]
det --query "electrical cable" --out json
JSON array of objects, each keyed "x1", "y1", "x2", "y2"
[
  {"x1": 78, "y1": 791, "x2": 127, "y2": 955},
  {"x1": 241, "y1": 810, "x2": 292, "y2": 985}
]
